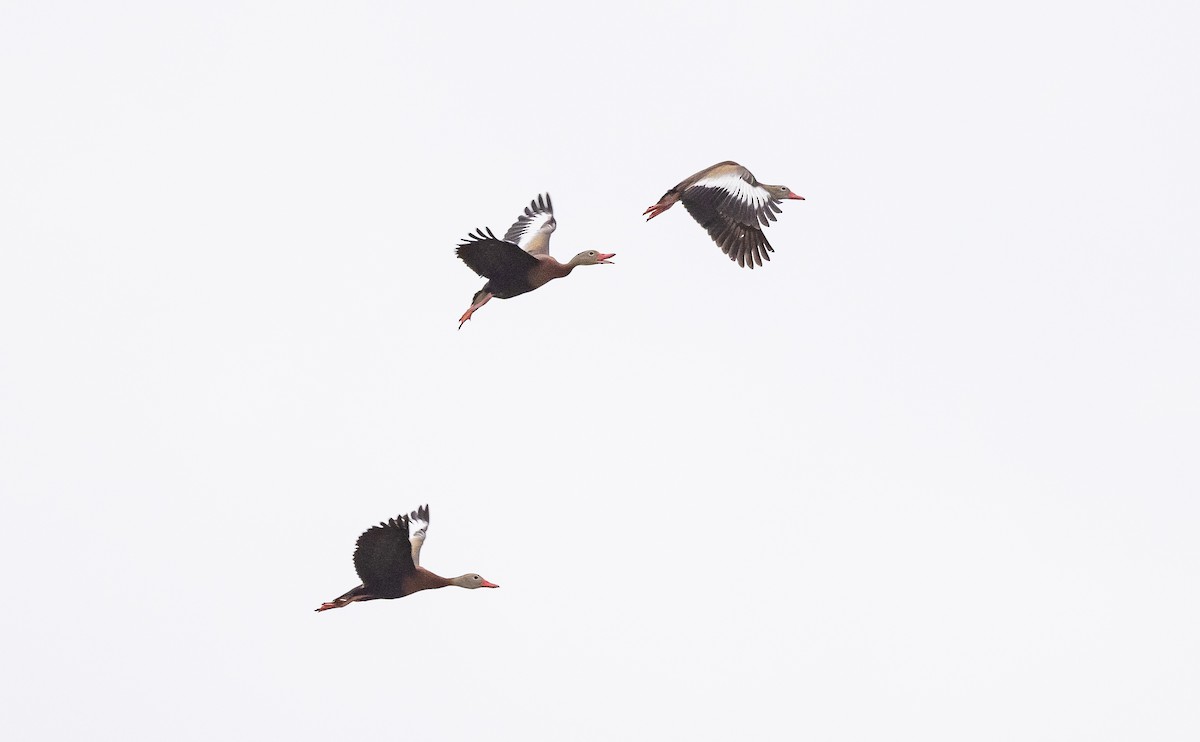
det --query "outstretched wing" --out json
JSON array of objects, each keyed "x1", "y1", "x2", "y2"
[
  {"x1": 408, "y1": 504, "x2": 430, "y2": 566},
  {"x1": 502, "y1": 193, "x2": 556, "y2": 256},
  {"x1": 680, "y1": 168, "x2": 783, "y2": 269},
  {"x1": 353, "y1": 515, "x2": 415, "y2": 593},
  {"x1": 456, "y1": 228, "x2": 540, "y2": 279}
]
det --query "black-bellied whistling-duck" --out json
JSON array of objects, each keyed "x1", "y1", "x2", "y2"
[
  {"x1": 456, "y1": 193, "x2": 615, "y2": 328},
  {"x1": 315, "y1": 505, "x2": 497, "y2": 612},
  {"x1": 643, "y1": 161, "x2": 805, "y2": 269}
]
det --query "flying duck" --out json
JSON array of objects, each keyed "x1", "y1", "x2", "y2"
[
  {"x1": 457, "y1": 193, "x2": 614, "y2": 328},
  {"x1": 316, "y1": 505, "x2": 498, "y2": 612},
  {"x1": 644, "y1": 161, "x2": 804, "y2": 268}
]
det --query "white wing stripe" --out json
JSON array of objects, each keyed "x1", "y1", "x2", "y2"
[
  {"x1": 503, "y1": 193, "x2": 557, "y2": 253},
  {"x1": 692, "y1": 172, "x2": 771, "y2": 210},
  {"x1": 408, "y1": 505, "x2": 429, "y2": 566}
]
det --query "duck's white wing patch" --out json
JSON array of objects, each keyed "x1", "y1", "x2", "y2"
[
  {"x1": 408, "y1": 504, "x2": 430, "y2": 566},
  {"x1": 503, "y1": 193, "x2": 557, "y2": 256},
  {"x1": 687, "y1": 172, "x2": 778, "y2": 227}
]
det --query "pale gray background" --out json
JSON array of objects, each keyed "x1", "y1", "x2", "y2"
[{"x1": 2, "y1": 1, "x2": 1198, "y2": 739}]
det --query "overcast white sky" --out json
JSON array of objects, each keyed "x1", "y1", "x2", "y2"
[{"x1": 2, "y1": 1, "x2": 1198, "y2": 739}]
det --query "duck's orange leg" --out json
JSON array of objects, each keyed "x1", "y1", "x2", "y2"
[
  {"x1": 643, "y1": 192, "x2": 679, "y2": 221},
  {"x1": 315, "y1": 593, "x2": 370, "y2": 612},
  {"x1": 315, "y1": 597, "x2": 355, "y2": 612},
  {"x1": 458, "y1": 292, "x2": 494, "y2": 330},
  {"x1": 643, "y1": 202, "x2": 670, "y2": 220}
]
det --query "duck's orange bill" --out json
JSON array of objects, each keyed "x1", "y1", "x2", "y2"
[
  {"x1": 481, "y1": 579, "x2": 500, "y2": 588},
  {"x1": 598, "y1": 253, "x2": 616, "y2": 264}
]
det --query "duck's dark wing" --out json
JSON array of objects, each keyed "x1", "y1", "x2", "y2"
[
  {"x1": 456, "y1": 228, "x2": 540, "y2": 279},
  {"x1": 680, "y1": 168, "x2": 783, "y2": 269},
  {"x1": 353, "y1": 515, "x2": 416, "y2": 595}
]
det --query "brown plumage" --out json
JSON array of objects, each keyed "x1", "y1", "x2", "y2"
[
  {"x1": 315, "y1": 505, "x2": 498, "y2": 612},
  {"x1": 644, "y1": 161, "x2": 805, "y2": 268}
]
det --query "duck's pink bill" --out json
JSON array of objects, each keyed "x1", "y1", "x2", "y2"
[{"x1": 481, "y1": 580, "x2": 500, "y2": 588}]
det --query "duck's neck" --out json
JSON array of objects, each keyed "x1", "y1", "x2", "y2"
[
  {"x1": 448, "y1": 574, "x2": 478, "y2": 589},
  {"x1": 409, "y1": 567, "x2": 453, "y2": 593},
  {"x1": 538, "y1": 258, "x2": 575, "y2": 283}
]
